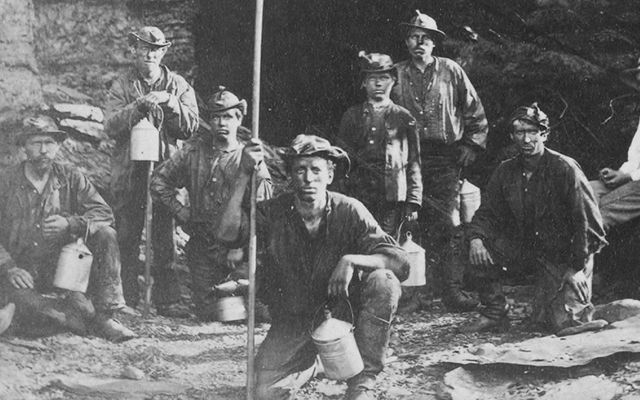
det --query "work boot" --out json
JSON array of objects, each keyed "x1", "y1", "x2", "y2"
[
  {"x1": 345, "y1": 374, "x2": 376, "y2": 400},
  {"x1": 442, "y1": 287, "x2": 479, "y2": 312},
  {"x1": 156, "y1": 303, "x2": 191, "y2": 319},
  {"x1": 92, "y1": 312, "x2": 138, "y2": 342},
  {"x1": 0, "y1": 303, "x2": 15, "y2": 335}
]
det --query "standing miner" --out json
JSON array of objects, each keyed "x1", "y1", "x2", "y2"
[
  {"x1": 104, "y1": 26, "x2": 199, "y2": 317},
  {"x1": 392, "y1": 10, "x2": 488, "y2": 311},
  {"x1": 338, "y1": 51, "x2": 421, "y2": 235},
  {"x1": 151, "y1": 87, "x2": 271, "y2": 321}
]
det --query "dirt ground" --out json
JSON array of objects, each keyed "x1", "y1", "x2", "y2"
[{"x1": 2, "y1": 279, "x2": 640, "y2": 400}]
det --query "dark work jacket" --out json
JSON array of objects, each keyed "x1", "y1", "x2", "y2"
[
  {"x1": 252, "y1": 192, "x2": 409, "y2": 322},
  {"x1": 467, "y1": 148, "x2": 607, "y2": 269},
  {"x1": 338, "y1": 102, "x2": 422, "y2": 206}
]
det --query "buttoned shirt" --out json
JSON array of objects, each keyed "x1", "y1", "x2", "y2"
[
  {"x1": 0, "y1": 162, "x2": 114, "y2": 275},
  {"x1": 467, "y1": 149, "x2": 607, "y2": 270},
  {"x1": 392, "y1": 57, "x2": 488, "y2": 148},
  {"x1": 338, "y1": 101, "x2": 422, "y2": 206},
  {"x1": 251, "y1": 191, "x2": 410, "y2": 321},
  {"x1": 150, "y1": 136, "x2": 272, "y2": 239}
]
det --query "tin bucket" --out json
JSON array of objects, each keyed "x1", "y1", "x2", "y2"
[
  {"x1": 311, "y1": 300, "x2": 364, "y2": 380},
  {"x1": 459, "y1": 179, "x2": 481, "y2": 223},
  {"x1": 400, "y1": 231, "x2": 426, "y2": 287},
  {"x1": 215, "y1": 296, "x2": 247, "y2": 322},
  {"x1": 53, "y1": 238, "x2": 93, "y2": 293},
  {"x1": 130, "y1": 117, "x2": 160, "y2": 161}
]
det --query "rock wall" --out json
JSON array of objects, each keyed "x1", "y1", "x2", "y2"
[{"x1": 0, "y1": 0, "x2": 42, "y2": 120}]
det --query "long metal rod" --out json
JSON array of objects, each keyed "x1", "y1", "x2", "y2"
[
  {"x1": 247, "y1": 0, "x2": 264, "y2": 397},
  {"x1": 142, "y1": 160, "x2": 154, "y2": 318}
]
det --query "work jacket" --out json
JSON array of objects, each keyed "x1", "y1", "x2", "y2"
[
  {"x1": 0, "y1": 162, "x2": 114, "y2": 275},
  {"x1": 392, "y1": 57, "x2": 488, "y2": 149},
  {"x1": 338, "y1": 101, "x2": 422, "y2": 206}
]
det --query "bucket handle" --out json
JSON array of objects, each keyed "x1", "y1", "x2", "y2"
[
  {"x1": 395, "y1": 216, "x2": 412, "y2": 244},
  {"x1": 83, "y1": 218, "x2": 92, "y2": 244},
  {"x1": 310, "y1": 296, "x2": 356, "y2": 333}
]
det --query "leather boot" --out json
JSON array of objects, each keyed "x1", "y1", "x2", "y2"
[
  {"x1": 345, "y1": 373, "x2": 376, "y2": 400},
  {"x1": 442, "y1": 286, "x2": 479, "y2": 312},
  {"x1": 460, "y1": 304, "x2": 510, "y2": 333},
  {"x1": 92, "y1": 311, "x2": 138, "y2": 342}
]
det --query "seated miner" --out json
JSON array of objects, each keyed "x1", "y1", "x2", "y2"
[
  {"x1": 590, "y1": 62, "x2": 640, "y2": 231},
  {"x1": 150, "y1": 87, "x2": 272, "y2": 321},
  {"x1": 337, "y1": 51, "x2": 421, "y2": 235},
  {"x1": 0, "y1": 116, "x2": 136, "y2": 342},
  {"x1": 457, "y1": 104, "x2": 607, "y2": 333},
  {"x1": 215, "y1": 134, "x2": 408, "y2": 400}
]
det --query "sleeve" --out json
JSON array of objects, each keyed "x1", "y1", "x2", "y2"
[
  {"x1": 67, "y1": 170, "x2": 115, "y2": 236},
  {"x1": 466, "y1": 166, "x2": 506, "y2": 241},
  {"x1": 150, "y1": 149, "x2": 191, "y2": 221},
  {"x1": 161, "y1": 76, "x2": 199, "y2": 141},
  {"x1": 618, "y1": 118, "x2": 640, "y2": 181},
  {"x1": 456, "y1": 66, "x2": 488, "y2": 149},
  {"x1": 404, "y1": 114, "x2": 422, "y2": 206},
  {"x1": 104, "y1": 78, "x2": 145, "y2": 142},
  {"x1": 348, "y1": 200, "x2": 410, "y2": 281},
  {"x1": 564, "y1": 162, "x2": 607, "y2": 270}
]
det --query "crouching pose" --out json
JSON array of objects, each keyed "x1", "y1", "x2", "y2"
[
  {"x1": 0, "y1": 116, "x2": 135, "y2": 342},
  {"x1": 456, "y1": 104, "x2": 607, "y2": 333},
  {"x1": 216, "y1": 135, "x2": 409, "y2": 400}
]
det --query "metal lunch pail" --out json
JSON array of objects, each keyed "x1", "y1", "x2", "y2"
[{"x1": 53, "y1": 238, "x2": 93, "y2": 293}]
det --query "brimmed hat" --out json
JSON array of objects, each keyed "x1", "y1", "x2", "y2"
[
  {"x1": 400, "y1": 9, "x2": 446, "y2": 40},
  {"x1": 283, "y1": 134, "x2": 351, "y2": 174},
  {"x1": 508, "y1": 103, "x2": 550, "y2": 131},
  {"x1": 205, "y1": 86, "x2": 247, "y2": 117},
  {"x1": 128, "y1": 26, "x2": 172, "y2": 48},
  {"x1": 358, "y1": 51, "x2": 396, "y2": 74},
  {"x1": 17, "y1": 115, "x2": 67, "y2": 146}
]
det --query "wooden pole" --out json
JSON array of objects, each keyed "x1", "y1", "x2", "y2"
[
  {"x1": 247, "y1": 0, "x2": 264, "y2": 398},
  {"x1": 142, "y1": 160, "x2": 155, "y2": 318}
]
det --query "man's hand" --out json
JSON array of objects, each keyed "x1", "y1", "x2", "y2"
[
  {"x1": 403, "y1": 203, "x2": 419, "y2": 222},
  {"x1": 328, "y1": 256, "x2": 355, "y2": 297},
  {"x1": 7, "y1": 267, "x2": 34, "y2": 289},
  {"x1": 240, "y1": 139, "x2": 264, "y2": 175},
  {"x1": 42, "y1": 215, "x2": 70, "y2": 240},
  {"x1": 599, "y1": 168, "x2": 631, "y2": 189},
  {"x1": 458, "y1": 144, "x2": 478, "y2": 167},
  {"x1": 561, "y1": 269, "x2": 590, "y2": 304},
  {"x1": 137, "y1": 91, "x2": 171, "y2": 112},
  {"x1": 469, "y1": 238, "x2": 494, "y2": 266}
]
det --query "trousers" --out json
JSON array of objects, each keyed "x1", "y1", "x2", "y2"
[
  {"x1": 590, "y1": 179, "x2": 640, "y2": 230},
  {"x1": 254, "y1": 269, "x2": 401, "y2": 400}
]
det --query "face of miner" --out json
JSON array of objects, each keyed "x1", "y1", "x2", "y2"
[
  {"x1": 363, "y1": 72, "x2": 395, "y2": 102},
  {"x1": 210, "y1": 109, "x2": 242, "y2": 143},
  {"x1": 510, "y1": 119, "x2": 548, "y2": 158},
  {"x1": 405, "y1": 28, "x2": 435, "y2": 60},
  {"x1": 290, "y1": 156, "x2": 334, "y2": 202},
  {"x1": 23, "y1": 134, "x2": 61, "y2": 173},
  {"x1": 131, "y1": 42, "x2": 167, "y2": 74}
]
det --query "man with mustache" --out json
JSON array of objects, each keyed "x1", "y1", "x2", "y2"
[
  {"x1": 392, "y1": 10, "x2": 489, "y2": 312},
  {"x1": 104, "y1": 26, "x2": 199, "y2": 317},
  {"x1": 151, "y1": 87, "x2": 271, "y2": 321},
  {"x1": 0, "y1": 116, "x2": 135, "y2": 342},
  {"x1": 456, "y1": 104, "x2": 606, "y2": 333},
  {"x1": 338, "y1": 52, "x2": 422, "y2": 236}
]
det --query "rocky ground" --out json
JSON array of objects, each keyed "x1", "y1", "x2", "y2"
[{"x1": 2, "y1": 277, "x2": 640, "y2": 400}]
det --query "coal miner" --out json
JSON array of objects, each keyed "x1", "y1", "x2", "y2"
[
  {"x1": 104, "y1": 26, "x2": 199, "y2": 317},
  {"x1": 215, "y1": 134, "x2": 408, "y2": 400},
  {"x1": 456, "y1": 104, "x2": 606, "y2": 333},
  {"x1": 151, "y1": 87, "x2": 271, "y2": 321},
  {"x1": 0, "y1": 116, "x2": 136, "y2": 342},
  {"x1": 338, "y1": 51, "x2": 422, "y2": 235},
  {"x1": 590, "y1": 60, "x2": 640, "y2": 231},
  {"x1": 392, "y1": 10, "x2": 488, "y2": 311}
]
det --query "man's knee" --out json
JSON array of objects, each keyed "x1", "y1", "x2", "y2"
[
  {"x1": 362, "y1": 269, "x2": 401, "y2": 308},
  {"x1": 92, "y1": 226, "x2": 118, "y2": 246}
]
